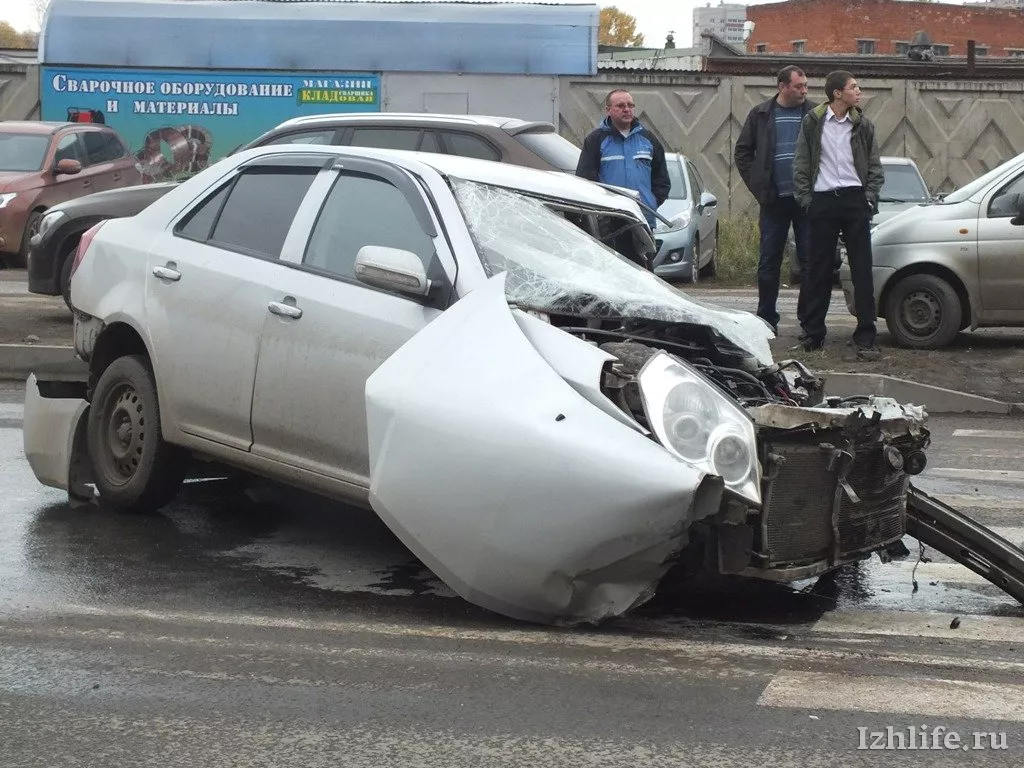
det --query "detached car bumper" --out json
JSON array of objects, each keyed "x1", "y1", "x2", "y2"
[{"x1": 22, "y1": 374, "x2": 92, "y2": 501}]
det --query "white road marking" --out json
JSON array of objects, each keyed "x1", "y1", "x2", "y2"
[
  {"x1": 813, "y1": 609, "x2": 1024, "y2": 643},
  {"x1": 758, "y1": 670, "x2": 1024, "y2": 722},
  {"x1": 953, "y1": 429, "x2": 1024, "y2": 440},
  {"x1": 932, "y1": 494, "x2": 1021, "y2": 511},
  {"x1": 0, "y1": 403, "x2": 24, "y2": 420},
  {"x1": 928, "y1": 468, "x2": 1024, "y2": 484},
  {"x1": 886, "y1": 561, "x2": 1004, "y2": 587}
]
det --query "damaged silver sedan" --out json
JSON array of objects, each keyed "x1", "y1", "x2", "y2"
[{"x1": 23, "y1": 144, "x2": 931, "y2": 625}]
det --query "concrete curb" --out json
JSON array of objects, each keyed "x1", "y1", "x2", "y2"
[
  {"x1": 823, "y1": 371, "x2": 1022, "y2": 415},
  {"x1": 0, "y1": 344, "x2": 86, "y2": 383},
  {"x1": 0, "y1": 344, "x2": 1020, "y2": 415}
]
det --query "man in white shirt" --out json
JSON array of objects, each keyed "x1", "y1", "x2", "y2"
[{"x1": 793, "y1": 70, "x2": 885, "y2": 360}]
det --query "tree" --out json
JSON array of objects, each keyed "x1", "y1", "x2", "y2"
[
  {"x1": 599, "y1": 6, "x2": 645, "y2": 47},
  {"x1": 0, "y1": 21, "x2": 38, "y2": 49}
]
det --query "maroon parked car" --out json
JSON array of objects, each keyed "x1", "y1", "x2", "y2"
[{"x1": 0, "y1": 120, "x2": 142, "y2": 267}]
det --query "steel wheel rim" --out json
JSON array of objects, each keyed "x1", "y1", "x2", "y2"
[
  {"x1": 100, "y1": 382, "x2": 147, "y2": 485},
  {"x1": 901, "y1": 290, "x2": 941, "y2": 337}
]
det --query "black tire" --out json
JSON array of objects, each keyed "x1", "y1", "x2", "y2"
[
  {"x1": 59, "y1": 245, "x2": 76, "y2": 310},
  {"x1": 87, "y1": 354, "x2": 185, "y2": 513},
  {"x1": 885, "y1": 273, "x2": 962, "y2": 349},
  {"x1": 702, "y1": 225, "x2": 719, "y2": 278},
  {"x1": 14, "y1": 210, "x2": 43, "y2": 269},
  {"x1": 688, "y1": 237, "x2": 700, "y2": 284}
]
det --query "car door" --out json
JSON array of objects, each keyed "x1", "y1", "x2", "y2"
[
  {"x1": 249, "y1": 157, "x2": 454, "y2": 490},
  {"x1": 80, "y1": 130, "x2": 128, "y2": 192},
  {"x1": 47, "y1": 132, "x2": 96, "y2": 204},
  {"x1": 144, "y1": 157, "x2": 322, "y2": 450},
  {"x1": 686, "y1": 159, "x2": 716, "y2": 256},
  {"x1": 978, "y1": 170, "x2": 1024, "y2": 319}
]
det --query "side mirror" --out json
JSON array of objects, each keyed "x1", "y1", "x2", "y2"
[
  {"x1": 55, "y1": 158, "x2": 82, "y2": 176},
  {"x1": 699, "y1": 191, "x2": 718, "y2": 208},
  {"x1": 354, "y1": 245, "x2": 434, "y2": 298}
]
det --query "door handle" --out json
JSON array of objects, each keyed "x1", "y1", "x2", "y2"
[
  {"x1": 112, "y1": 173, "x2": 121, "y2": 181},
  {"x1": 152, "y1": 265, "x2": 181, "y2": 281},
  {"x1": 82, "y1": 180, "x2": 91, "y2": 187},
  {"x1": 268, "y1": 301, "x2": 303, "y2": 319}
]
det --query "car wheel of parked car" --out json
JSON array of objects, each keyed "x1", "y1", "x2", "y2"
[
  {"x1": 16, "y1": 210, "x2": 43, "y2": 269},
  {"x1": 87, "y1": 354, "x2": 186, "y2": 513},
  {"x1": 885, "y1": 273, "x2": 962, "y2": 349},
  {"x1": 688, "y1": 237, "x2": 700, "y2": 284},
  {"x1": 59, "y1": 245, "x2": 76, "y2": 310},
  {"x1": 701, "y1": 225, "x2": 718, "y2": 278}
]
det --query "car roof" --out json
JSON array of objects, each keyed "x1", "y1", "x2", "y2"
[
  {"x1": 231, "y1": 143, "x2": 644, "y2": 214},
  {"x1": 272, "y1": 112, "x2": 553, "y2": 134},
  {"x1": 0, "y1": 121, "x2": 72, "y2": 135}
]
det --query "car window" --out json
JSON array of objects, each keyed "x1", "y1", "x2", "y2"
[
  {"x1": 513, "y1": 130, "x2": 581, "y2": 172},
  {"x1": 419, "y1": 131, "x2": 441, "y2": 153},
  {"x1": 686, "y1": 160, "x2": 705, "y2": 196},
  {"x1": 0, "y1": 133, "x2": 50, "y2": 171},
  {"x1": 261, "y1": 129, "x2": 337, "y2": 146},
  {"x1": 303, "y1": 171, "x2": 436, "y2": 281},
  {"x1": 175, "y1": 183, "x2": 232, "y2": 241},
  {"x1": 349, "y1": 128, "x2": 424, "y2": 151},
  {"x1": 82, "y1": 131, "x2": 126, "y2": 164},
  {"x1": 441, "y1": 132, "x2": 501, "y2": 162},
  {"x1": 880, "y1": 163, "x2": 930, "y2": 203},
  {"x1": 665, "y1": 158, "x2": 687, "y2": 200},
  {"x1": 987, "y1": 172, "x2": 1024, "y2": 217},
  {"x1": 203, "y1": 168, "x2": 318, "y2": 257},
  {"x1": 53, "y1": 133, "x2": 86, "y2": 164}
]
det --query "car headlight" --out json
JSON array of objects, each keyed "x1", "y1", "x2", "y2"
[
  {"x1": 35, "y1": 210, "x2": 67, "y2": 241},
  {"x1": 638, "y1": 352, "x2": 762, "y2": 505},
  {"x1": 0, "y1": 192, "x2": 17, "y2": 209},
  {"x1": 655, "y1": 209, "x2": 692, "y2": 233}
]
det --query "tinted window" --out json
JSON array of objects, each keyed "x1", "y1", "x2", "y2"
[
  {"x1": 54, "y1": 133, "x2": 85, "y2": 164},
  {"x1": 988, "y1": 173, "x2": 1024, "y2": 218},
  {"x1": 208, "y1": 168, "x2": 318, "y2": 257},
  {"x1": 666, "y1": 159, "x2": 688, "y2": 200},
  {"x1": 0, "y1": 133, "x2": 49, "y2": 171},
  {"x1": 83, "y1": 131, "x2": 126, "y2": 164},
  {"x1": 176, "y1": 183, "x2": 231, "y2": 241},
  {"x1": 349, "y1": 128, "x2": 423, "y2": 151},
  {"x1": 419, "y1": 131, "x2": 441, "y2": 153},
  {"x1": 442, "y1": 132, "x2": 500, "y2": 162},
  {"x1": 262, "y1": 129, "x2": 337, "y2": 146},
  {"x1": 304, "y1": 172, "x2": 435, "y2": 281},
  {"x1": 514, "y1": 130, "x2": 581, "y2": 172}
]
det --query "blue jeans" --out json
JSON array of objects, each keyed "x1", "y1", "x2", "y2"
[{"x1": 757, "y1": 196, "x2": 810, "y2": 329}]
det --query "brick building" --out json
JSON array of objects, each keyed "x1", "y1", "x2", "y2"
[{"x1": 746, "y1": 0, "x2": 1024, "y2": 57}]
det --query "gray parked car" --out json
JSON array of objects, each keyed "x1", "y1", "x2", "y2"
[
  {"x1": 841, "y1": 151, "x2": 1024, "y2": 349},
  {"x1": 651, "y1": 152, "x2": 719, "y2": 283}
]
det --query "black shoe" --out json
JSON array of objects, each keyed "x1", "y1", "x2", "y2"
[{"x1": 799, "y1": 337, "x2": 824, "y2": 352}]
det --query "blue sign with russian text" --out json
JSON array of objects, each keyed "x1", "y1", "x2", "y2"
[{"x1": 41, "y1": 67, "x2": 381, "y2": 181}]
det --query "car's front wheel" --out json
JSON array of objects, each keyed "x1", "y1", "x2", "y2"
[
  {"x1": 885, "y1": 273, "x2": 962, "y2": 349},
  {"x1": 688, "y1": 237, "x2": 700, "y2": 284},
  {"x1": 87, "y1": 354, "x2": 186, "y2": 513},
  {"x1": 15, "y1": 210, "x2": 43, "y2": 269}
]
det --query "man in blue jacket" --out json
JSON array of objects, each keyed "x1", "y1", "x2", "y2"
[{"x1": 575, "y1": 89, "x2": 671, "y2": 230}]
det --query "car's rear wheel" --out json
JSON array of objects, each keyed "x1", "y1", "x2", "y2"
[
  {"x1": 87, "y1": 354, "x2": 185, "y2": 513},
  {"x1": 885, "y1": 273, "x2": 962, "y2": 349}
]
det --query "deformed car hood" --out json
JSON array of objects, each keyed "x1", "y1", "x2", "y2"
[{"x1": 364, "y1": 275, "x2": 724, "y2": 625}]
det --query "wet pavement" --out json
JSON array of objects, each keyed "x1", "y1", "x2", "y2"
[{"x1": 2, "y1": 381, "x2": 1023, "y2": 765}]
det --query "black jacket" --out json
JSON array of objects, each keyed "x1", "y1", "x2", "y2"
[{"x1": 734, "y1": 96, "x2": 814, "y2": 206}]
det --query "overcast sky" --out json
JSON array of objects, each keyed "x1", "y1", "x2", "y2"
[
  {"x1": 1, "y1": 0, "x2": 791, "y2": 48},
  {"x1": 2, "y1": 0, "x2": 973, "y2": 49}
]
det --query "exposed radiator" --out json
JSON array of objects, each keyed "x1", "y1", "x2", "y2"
[{"x1": 760, "y1": 441, "x2": 908, "y2": 567}]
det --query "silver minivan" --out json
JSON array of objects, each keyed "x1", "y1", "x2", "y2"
[{"x1": 841, "y1": 151, "x2": 1024, "y2": 349}]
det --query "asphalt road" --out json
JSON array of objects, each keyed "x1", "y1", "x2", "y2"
[{"x1": 1, "y1": 382, "x2": 1023, "y2": 766}]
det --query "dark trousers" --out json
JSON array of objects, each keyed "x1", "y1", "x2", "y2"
[
  {"x1": 800, "y1": 187, "x2": 876, "y2": 347},
  {"x1": 757, "y1": 195, "x2": 810, "y2": 329}
]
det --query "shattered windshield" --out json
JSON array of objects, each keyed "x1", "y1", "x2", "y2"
[{"x1": 450, "y1": 178, "x2": 774, "y2": 365}]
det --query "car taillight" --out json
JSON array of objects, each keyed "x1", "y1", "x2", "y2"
[{"x1": 71, "y1": 221, "x2": 106, "y2": 281}]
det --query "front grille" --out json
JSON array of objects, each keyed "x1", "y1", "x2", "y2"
[{"x1": 760, "y1": 440, "x2": 907, "y2": 567}]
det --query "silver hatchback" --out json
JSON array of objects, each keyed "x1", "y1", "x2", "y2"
[{"x1": 841, "y1": 151, "x2": 1024, "y2": 348}]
